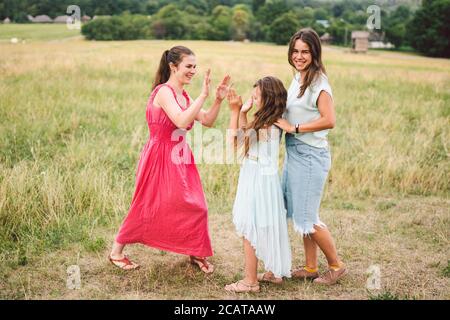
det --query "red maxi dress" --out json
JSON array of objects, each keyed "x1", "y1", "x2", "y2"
[{"x1": 115, "y1": 83, "x2": 213, "y2": 257}]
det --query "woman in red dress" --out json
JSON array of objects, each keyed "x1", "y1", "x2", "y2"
[{"x1": 109, "y1": 46, "x2": 230, "y2": 272}]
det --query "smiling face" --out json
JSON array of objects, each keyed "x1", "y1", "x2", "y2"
[
  {"x1": 170, "y1": 54, "x2": 197, "y2": 85},
  {"x1": 291, "y1": 39, "x2": 312, "y2": 72}
]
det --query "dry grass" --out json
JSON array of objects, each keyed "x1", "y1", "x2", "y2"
[
  {"x1": 0, "y1": 25, "x2": 449, "y2": 299},
  {"x1": 1, "y1": 197, "x2": 448, "y2": 300}
]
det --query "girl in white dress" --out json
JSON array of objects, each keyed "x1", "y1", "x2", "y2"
[{"x1": 225, "y1": 76, "x2": 291, "y2": 293}]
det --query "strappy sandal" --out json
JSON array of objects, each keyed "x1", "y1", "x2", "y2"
[
  {"x1": 224, "y1": 280, "x2": 260, "y2": 293},
  {"x1": 189, "y1": 256, "x2": 214, "y2": 274},
  {"x1": 257, "y1": 272, "x2": 283, "y2": 284},
  {"x1": 109, "y1": 254, "x2": 140, "y2": 270}
]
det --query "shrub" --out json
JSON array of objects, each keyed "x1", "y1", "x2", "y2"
[{"x1": 81, "y1": 14, "x2": 152, "y2": 41}]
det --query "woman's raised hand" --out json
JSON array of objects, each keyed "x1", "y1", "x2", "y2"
[
  {"x1": 227, "y1": 88, "x2": 242, "y2": 112},
  {"x1": 201, "y1": 69, "x2": 211, "y2": 98},
  {"x1": 240, "y1": 97, "x2": 254, "y2": 114},
  {"x1": 215, "y1": 75, "x2": 231, "y2": 101}
]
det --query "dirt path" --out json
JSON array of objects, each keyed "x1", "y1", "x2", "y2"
[{"x1": 1, "y1": 196, "x2": 448, "y2": 300}]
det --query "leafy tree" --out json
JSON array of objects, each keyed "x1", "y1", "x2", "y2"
[
  {"x1": 332, "y1": 2, "x2": 344, "y2": 17},
  {"x1": 178, "y1": 0, "x2": 209, "y2": 15},
  {"x1": 81, "y1": 14, "x2": 152, "y2": 40},
  {"x1": 0, "y1": 0, "x2": 30, "y2": 22},
  {"x1": 328, "y1": 18, "x2": 349, "y2": 45},
  {"x1": 385, "y1": 6, "x2": 412, "y2": 48},
  {"x1": 342, "y1": 9, "x2": 366, "y2": 25},
  {"x1": 231, "y1": 6, "x2": 251, "y2": 41},
  {"x1": 151, "y1": 4, "x2": 186, "y2": 39},
  {"x1": 255, "y1": 0, "x2": 288, "y2": 24},
  {"x1": 145, "y1": 0, "x2": 170, "y2": 15},
  {"x1": 206, "y1": 5, "x2": 232, "y2": 40},
  {"x1": 269, "y1": 12, "x2": 300, "y2": 45},
  {"x1": 82, "y1": 17, "x2": 117, "y2": 40},
  {"x1": 251, "y1": 0, "x2": 265, "y2": 12},
  {"x1": 314, "y1": 8, "x2": 328, "y2": 20},
  {"x1": 297, "y1": 6, "x2": 314, "y2": 21},
  {"x1": 408, "y1": 0, "x2": 450, "y2": 58}
]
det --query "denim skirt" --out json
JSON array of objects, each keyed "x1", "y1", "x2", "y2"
[{"x1": 282, "y1": 133, "x2": 331, "y2": 236}]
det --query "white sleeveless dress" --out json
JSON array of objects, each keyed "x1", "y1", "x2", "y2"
[{"x1": 232, "y1": 125, "x2": 291, "y2": 278}]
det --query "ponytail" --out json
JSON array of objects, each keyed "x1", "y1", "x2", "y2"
[
  {"x1": 152, "y1": 50, "x2": 170, "y2": 90},
  {"x1": 152, "y1": 46, "x2": 195, "y2": 90}
]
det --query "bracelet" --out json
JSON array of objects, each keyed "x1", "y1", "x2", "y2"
[{"x1": 295, "y1": 123, "x2": 300, "y2": 134}]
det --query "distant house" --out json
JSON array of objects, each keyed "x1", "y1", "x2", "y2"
[
  {"x1": 27, "y1": 15, "x2": 34, "y2": 22},
  {"x1": 53, "y1": 15, "x2": 70, "y2": 23},
  {"x1": 92, "y1": 15, "x2": 111, "y2": 20},
  {"x1": 81, "y1": 15, "x2": 91, "y2": 22},
  {"x1": 320, "y1": 33, "x2": 333, "y2": 45},
  {"x1": 3, "y1": 17, "x2": 11, "y2": 23},
  {"x1": 367, "y1": 31, "x2": 394, "y2": 49},
  {"x1": 369, "y1": 41, "x2": 395, "y2": 49},
  {"x1": 351, "y1": 31, "x2": 369, "y2": 53},
  {"x1": 316, "y1": 20, "x2": 330, "y2": 29},
  {"x1": 32, "y1": 15, "x2": 53, "y2": 23},
  {"x1": 369, "y1": 31, "x2": 385, "y2": 42}
]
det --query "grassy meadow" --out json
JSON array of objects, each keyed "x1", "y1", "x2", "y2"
[{"x1": 0, "y1": 24, "x2": 449, "y2": 299}]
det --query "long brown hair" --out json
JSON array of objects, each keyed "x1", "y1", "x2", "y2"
[
  {"x1": 243, "y1": 76, "x2": 287, "y2": 157},
  {"x1": 152, "y1": 46, "x2": 194, "y2": 90},
  {"x1": 288, "y1": 28, "x2": 326, "y2": 98}
]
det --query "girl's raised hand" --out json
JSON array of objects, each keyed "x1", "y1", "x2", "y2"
[
  {"x1": 227, "y1": 88, "x2": 242, "y2": 112},
  {"x1": 215, "y1": 75, "x2": 231, "y2": 101},
  {"x1": 240, "y1": 97, "x2": 253, "y2": 113},
  {"x1": 201, "y1": 69, "x2": 211, "y2": 98}
]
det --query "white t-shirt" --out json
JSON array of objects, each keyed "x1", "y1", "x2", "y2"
[{"x1": 285, "y1": 72, "x2": 333, "y2": 149}]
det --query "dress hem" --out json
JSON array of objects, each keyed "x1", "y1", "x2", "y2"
[
  {"x1": 288, "y1": 217, "x2": 327, "y2": 237},
  {"x1": 234, "y1": 224, "x2": 291, "y2": 279},
  {"x1": 116, "y1": 237, "x2": 213, "y2": 258}
]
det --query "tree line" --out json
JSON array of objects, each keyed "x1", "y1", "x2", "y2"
[{"x1": 1, "y1": 0, "x2": 448, "y2": 57}]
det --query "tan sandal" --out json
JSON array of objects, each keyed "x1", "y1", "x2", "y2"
[
  {"x1": 257, "y1": 272, "x2": 283, "y2": 284},
  {"x1": 109, "y1": 254, "x2": 140, "y2": 270},
  {"x1": 189, "y1": 256, "x2": 214, "y2": 274},
  {"x1": 313, "y1": 265, "x2": 348, "y2": 285},
  {"x1": 291, "y1": 266, "x2": 319, "y2": 280},
  {"x1": 224, "y1": 280, "x2": 260, "y2": 293}
]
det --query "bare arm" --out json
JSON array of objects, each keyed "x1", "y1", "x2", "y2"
[
  {"x1": 195, "y1": 75, "x2": 231, "y2": 127},
  {"x1": 226, "y1": 88, "x2": 242, "y2": 147},
  {"x1": 195, "y1": 98, "x2": 222, "y2": 128},
  {"x1": 275, "y1": 90, "x2": 335, "y2": 133},
  {"x1": 155, "y1": 70, "x2": 211, "y2": 129},
  {"x1": 238, "y1": 97, "x2": 253, "y2": 129},
  {"x1": 238, "y1": 111, "x2": 247, "y2": 129}
]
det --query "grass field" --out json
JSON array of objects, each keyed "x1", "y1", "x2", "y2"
[
  {"x1": 0, "y1": 24, "x2": 449, "y2": 299},
  {"x1": 0, "y1": 23, "x2": 81, "y2": 41}
]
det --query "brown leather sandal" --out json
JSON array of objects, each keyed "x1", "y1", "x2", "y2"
[
  {"x1": 224, "y1": 280, "x2": 260, "y2": 293},
  {"x1": 189, "y1": 256, "x2": 214, "y2": 274},
  {"x1": 257, "y1": 272, "x2": 283, "y2": 284}
]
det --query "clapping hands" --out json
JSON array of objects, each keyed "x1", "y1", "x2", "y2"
[
  {"x1": 227, "y1": 88, "x2": 254, "y2": 114},
  {"x1": 215, "y1": 75, "x2": 231, "y2": 101}
]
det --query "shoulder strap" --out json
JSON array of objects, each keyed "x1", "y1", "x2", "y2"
[{"x1": 151, "y1": 83, "x2": 187, "y2": 110}]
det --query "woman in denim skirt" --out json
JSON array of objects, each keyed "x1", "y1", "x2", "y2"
[{"x1": 275, "y1": 28, "x2": 348, "y2": 285}]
